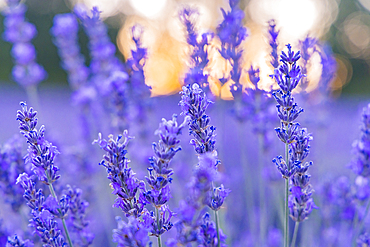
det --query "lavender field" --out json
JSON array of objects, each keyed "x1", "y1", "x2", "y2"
[{"x1": 0, "y1": 0, "x2": 369, "y2": 247}]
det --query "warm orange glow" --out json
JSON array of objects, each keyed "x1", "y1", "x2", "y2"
[
  {"x1": 117, "y1": 16, "x2": 184, "y2": 96},
  {"x1": 331, "y1": 55, "x2": 352, "y2": 95}
]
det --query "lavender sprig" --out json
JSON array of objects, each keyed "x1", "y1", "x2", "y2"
[
  {"x1": 6, "y1": 234, "x2": 33, "y2": 247},
  {"x1": 16, "y1": 102, "x2": 74, "y2": 247},
  {"x1": 268, "y1": 19, "x2": 280, "y2": 69},
  {"x1": 50, "y1": 13, "x2": 89, "y2": 91},
  {"x1": 74, "y1": 5, "x2": 123, "y2": 95},
  {"x1": 126, "y1": 25, "x2": 152, "y2": 132},
  {"x1": 0, "y1": 135, "x2": 28, "y2": 212},
  {"x1": 16, "y1": 173, "x2": 66, "y2": 246},
  {"x1": 350, "y1": 104, "x2": 370, "y2": 243},
  {"x1": 2, "y1": 0, "x2": 47, "y2": 88},
  {"x1": 64, "y1": 185, "x2": 94, "y2": 247},
  {"x1": 175, "y1": 83, "x2": 229, "y2": 246},
  {"x1": 141, "y1": 115, "x2": 188, "y2": 246},
  {"x1": 179, "y1": 7, "x2": 213, "y2": 93},
  {"x1": 298, "y1": 35, "x2": 317, "y2": 91},
  {"x1": 216, "y1": 0, "x2": 247, "y2": 90},
  {"x1": 271, "y1": 44, "x2": 313, "y2": 247},
  {"x1": 93, "y1": 131, "x2": 146, "y2": 218}
]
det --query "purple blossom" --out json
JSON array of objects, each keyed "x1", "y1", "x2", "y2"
[
  {"x1": 217, "y1": 0, "x2": 248, "y2": 93},
  {"x1": 199, "y1": 212, "x2": 226, "y2": 247},
  {"x1": 64, "y1": 185, "x2": 94, "y2": 247},
  {"x1": 51, "y1": 13, "x2": 90, "y2": 91},
  {"x1": 125, "y1": 25, "x2": 152, "y2": 128},
  {"x1": 318, "y1": 43, "x2": 337, "y2": 93},
  {"x1": 179, "y1": 7, "x2": 213, "y2": 92},
  {"x1": 298, "y1": 35, "x2": 318, "y2": 90},
  {"x1": 2, "y1": 0, "x2": 47, "y2": 87},
  {"x1": 94, "y1": 131, "x2": 146, "y2": 217},
  {"x1": 16, "y1": 102, "x2": 61, "y2": 185},
  {"x1": 268, "y1": 20, "x2": 280, "y2": 69},
  {"x1": 0, "y1": 135, "x2": 28, "y2": 212},
  {"x1": 74, "y1": 4, "x2": 124, "y2": 95},
  {"x1": 180, "y1": 83, "x2": 216, "y2": 154},
  {"x1": 350, "y1": 104, "x2": 370, "y2": 178},
  {"x1": 113, "y1": 216, "x2": 150, "y2": 247},
  {"x1": 6, "y1": 235, "x2": 34, "y2": 247}
]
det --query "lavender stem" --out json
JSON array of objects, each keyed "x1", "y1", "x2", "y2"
[
  {"x1": 291, "y1": 222, "x2": 299, "y2": 247},
  {"x1": 156, "y1": 207, "x2": 162, "y2": 247},
  {"x1": 285, "y1": 135, "x2": 289, "y2": 247},
  {"x1": 215, "y1": 210, "x2": 221, "y2": 247},
  {"x1": 47, "y1": 174, "x2": 74, "y2": 247}
]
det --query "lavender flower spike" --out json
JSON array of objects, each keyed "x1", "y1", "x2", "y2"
[
  {"x1": 268, "y1": 19, "x2": 280, "y2": 69},
  {"x1": 176, "y1": 83, "x2": 229, "y2": 246},
  {"x1": 93, "y1": 131, "x2": 146, "y2": 218},
  {"x1": 179, "y1": 6, "x2": 213, "y2": 92},
  {"x1": 271, "y1": 44, "x2": 317, "y2": 247},
  {"x1": 16, "y1": 102, "x2": 60, "y2": 185},
  {"x1": 2, "y1": 0, "x2": 47, "y2": 87},
  {"x1": 6, "y1": 235, "x2": 33, "y2": 247},
  {"x1": 16, "y1": 102, "x2": 76, "y2": 247},
  {"x1": 216, "y1": 0, "x2": 248, "y2": 89},
  {"x1": 141, "y1": 115, "x2": 188, "y2": 245},
  {"x1": 51, "y1": 13, "x2": 89, "y2": 91}
]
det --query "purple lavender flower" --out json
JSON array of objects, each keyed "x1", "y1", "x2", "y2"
[
  {"x1": 125, "y1": 25, "x2": 152, "y2": 129},
  {"x1": 268, "y1": 20, "x2": 280, "y2": 69},
  {"x1": 93, "y1": 131, "x2": 146, "y2": 217},
  {"x1": 357, "y1": 232, "x2": 370, "y2": 246},
  {"x1": 2, "y1": 0, "x2": 47, "y2": 87},
  {"x1": 271, "y1": 44, "x2": 305, "y2": 178},
  {"x1": 113, "y1": 216, "x2": 150, "y2": 247},
  {"x1": 298, "y1": 35, "x2": 317, "y2": 90},
  {"x1": 64, "y1": 185, "x2": 94, "y2": 247},
  {"x1": 74, "y1": 4, "x2": 125, "y2": 112},
  {"x1": 271, "y1": 44, "x2": 316, "y2": 246},
  {"x1": 180, "y1": 83, "x2": 216, "y2": 154},
  {"x1": 199, "y1": 212, "x2": 226, "y2": 247},
  {"x1": 51, "y1": 13, "x2": 90, "y2": 91},
  {"x1": 350, "y1": 104, "x2": 370, "y2": 178},
  {"x1": 216, "y1": 0, "x2": 247, "y2": 88},
  {"x1": 6, "y1": 235, "x2": 34, "y2": 247},
  {"x1": 16, "y1": 102, "x2": 60, "y2": 185},
  {"x1": 143, "y1": 115, "x2": 188, "y2": 207},
  {"x1": 318, "y1": 43, "x2": 336, "y2": 94},
  {"x1": 16, "y1": 173, "x2": 66, "y2": 246},
  {"x1": 171, "y1": 83, "x2": 228, "y2": 246},
  {"x1": 0, "y1": 135, "x2": 28, "y2": 212},
  {"x1": 179, "y1": 7, "x2": 213, "y2": 93}
]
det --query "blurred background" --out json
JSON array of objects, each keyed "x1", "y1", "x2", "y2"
[{"x1": 0, "y1": 0, "x2": 369, "y2": 96}]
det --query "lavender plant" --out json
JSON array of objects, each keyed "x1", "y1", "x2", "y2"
[
  {"x1": 2, "y1": 0, "x2": 47, "y2": 104},
  {"x1": 179, "y1": 7, "x2": 213, "y2": 94},
  {"x1": 271, "y1": 44, "x2": 316, "y2": 247},
  {"x1": 95, "y1": 112, "x2": 188, "y2": 246},
  {"x1": 16, "y1": 102, "x2": 94, "y2": 247},
  {"x1": 350, "y1": 104, "x2": 370, "y2": 243},
  {"x1": 169, "y1": 83, "x2": 229, "y2": 247}
]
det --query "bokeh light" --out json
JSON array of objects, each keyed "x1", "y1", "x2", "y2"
[
  {"x1": 338, "y1": 11, "x2": 370, "y2": 60},
  {"x1": 128, "y1": 0, "x2": 168, "y2": 19},
  {"x1": 69, "y1": 0, "x2": 124, "y2": 18}
]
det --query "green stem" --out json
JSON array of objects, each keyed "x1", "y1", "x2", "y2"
[
  {"x1": 284, "y1": 140, "x2": 290, "y2": 247},
  {"x1": 155, "y1": 207, "x2": 162, "y2": 247},
  {"x1": 48, "y1": 178, "x2": 74, "y2": 247},
  {"x1": 215, "y1": 210, "x2": 221, "y2": 247},
  {"x1": 291, "y1": 222, "x2": 300, "y2": 247}
]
